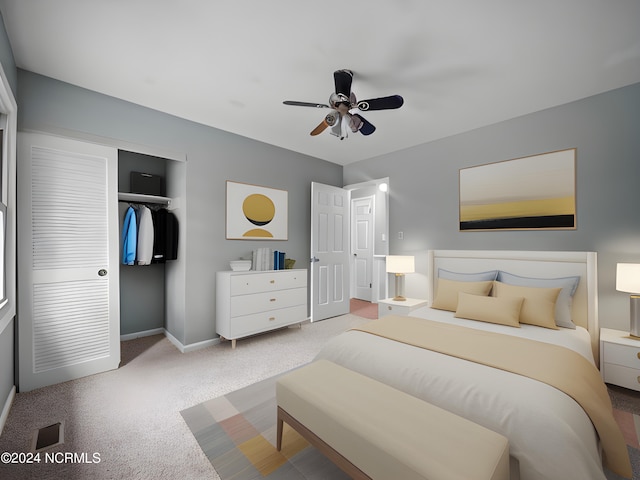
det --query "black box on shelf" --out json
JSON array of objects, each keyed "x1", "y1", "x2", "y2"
[{"x1": 130, "y1": 172, "x2": 163, "y2": 196}]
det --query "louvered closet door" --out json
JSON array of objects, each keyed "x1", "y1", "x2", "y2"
[{"x1": 18, "y1": 132, "x2": 120, "y2": 392}]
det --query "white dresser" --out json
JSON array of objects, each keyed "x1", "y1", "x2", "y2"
[{"x1": 216, "y1": 269, "x2": 308, "y2": 348}]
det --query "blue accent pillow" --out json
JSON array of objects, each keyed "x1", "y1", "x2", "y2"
[
  {"x1": 438, "y1": 268, "x2": 498, "y2": 282},
  {"x1": 496, "y1": 271, "x2": 580, "y2": 329}
]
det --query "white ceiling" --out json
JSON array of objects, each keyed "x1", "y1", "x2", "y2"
[{"x1": 1, "y1": 1, "x2": 639, "y2": 166}]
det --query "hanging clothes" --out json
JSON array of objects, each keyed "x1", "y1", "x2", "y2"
[
  {"x1": 122, "y1": 206, "x2": 137, "y2": 265},
  {"x1": 136, "y1": 205, "x2": 154, "y2": 265},
  {"x1": 165, "y1": 210, "x2": 179, "y2": 261},
  {"x1": 151, "y1": 209, "x2": 167, "y2": 263},
  {"x1": 150, "y1": 208, "x2": 179, "y2": 263},
  {"x1": 121, "y1": 203, "x2": 178, "y2": 265}
]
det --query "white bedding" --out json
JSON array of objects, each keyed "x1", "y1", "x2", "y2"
[{"x1": 315, "y1": 307, "x2": 606, "y2": 480}]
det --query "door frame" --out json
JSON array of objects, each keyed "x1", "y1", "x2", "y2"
[
  {"x1": 310, "y1": 182, "x2": 351, "y2": 322},
  {"x1": 350, "y1": 194, "x2": 375, "y2": 301},
  {"x1": 344, "y1": 177, "x2": 389, "y2": 304}
]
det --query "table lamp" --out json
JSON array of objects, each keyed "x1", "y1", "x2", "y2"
[
  {"x1": 616, "y1": 263, "x2": 640, "y2": 337},
  {"x1": 386, "y1": 255, "x2": 415, "y2": 301}
]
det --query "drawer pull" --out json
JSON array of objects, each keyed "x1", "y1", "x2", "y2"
[
  {"x1": 270, "y1": 298, "x2": 276, "y2": 302},
  {"x1": 387, "y1": 306, "x2": 392, "y2": 310},
  {"x1": 270, "y1": 280, "x2": 275, "y2": 284},
  {"x1": 269, "y1": 316, "x2": 276, "y2": 321},
  {"x1": 637, "y1": 352, "x2": 640, "y2": 360},
  {"x1": 637, "y1": 376, "x2": 640, "y2": 384}
]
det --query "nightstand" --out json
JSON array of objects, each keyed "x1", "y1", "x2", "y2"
[
  {"x1": 378, "y1": 298, "x2": 428, "y2": 318},
  {"x1": 600, "y1": 328, "x2": 640, "y2": 392}
]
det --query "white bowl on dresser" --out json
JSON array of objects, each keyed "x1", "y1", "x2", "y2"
[{"x1": 229, "y1": 260, "x2": 252, "y2": 271}]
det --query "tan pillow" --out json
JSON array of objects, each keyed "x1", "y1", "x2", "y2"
[
  {"x1": 431, "y1": 279, "x2": 493, "y2": 312},
  {"x1": 493, "y1": 281, "x2": 561, "y2": 329},
  {"x1": 454, "y1": 292, "x2": 523, "y2": 327}
]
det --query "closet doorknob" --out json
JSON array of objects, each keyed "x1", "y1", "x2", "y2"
[{"x1": 98, "y1": 269, "x2": 108, "y2": 277}]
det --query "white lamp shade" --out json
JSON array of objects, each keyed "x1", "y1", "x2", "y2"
[
  {"x1": 616, "y1": 263, "x2": 640, "y2": 293},
  {"x1": 386, "y1": 255, "x2": 415, "y2": 274}
]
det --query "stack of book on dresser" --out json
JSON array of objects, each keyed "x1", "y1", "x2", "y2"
[{"x1": 251, "y1": 248, "x2": 286, "y2": 271}]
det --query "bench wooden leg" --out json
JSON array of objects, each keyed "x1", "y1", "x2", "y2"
[
  {"x1": 276, "y1": 410, "x2": 283, "y2": 451},
  {"x1": 276, "y1": 406, "x2": 371, "y2": 480}
]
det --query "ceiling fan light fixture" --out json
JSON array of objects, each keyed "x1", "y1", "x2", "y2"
[
  {"x1": 329, "y1": 92, "x2": 351, "y2": 109},
  {"x1": 325, "y1": 111, "x2": 338, "y2": 126}
]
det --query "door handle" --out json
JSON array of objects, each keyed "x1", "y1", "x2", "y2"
[
  {"x1": 310, "y1": 256, "x2": 320, "y2": 263},
  {"x1": 98, "y1": 269, "x2": 108, "y2": 277}
]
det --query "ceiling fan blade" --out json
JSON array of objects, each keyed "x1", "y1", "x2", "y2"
[
  {"x1": 333, "y1": 69, "x2": 353, "y2": 97},
  {"x1": 356, "y1": 95, "x2": 404, "y2": 111},
  {"x1": 352, "y1": 114, "x2": 376, "y2": 135},
  {"x1": 310, "y1": 111, "x2": 339, "y2": 136},
  {"x1": 284, "y1": 100, "x2": 330, "y2": 108},
  {"x1": 310, "y1": 120, "x2": 329, "y2": 136}
]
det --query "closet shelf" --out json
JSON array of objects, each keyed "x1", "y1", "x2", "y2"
[{"x1": 118, "y1": 192, "x2": 171, "y2": 206}]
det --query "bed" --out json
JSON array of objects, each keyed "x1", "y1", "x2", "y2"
[{"x1": 315, "y1": 250, "x2": 631, "y2": 480}]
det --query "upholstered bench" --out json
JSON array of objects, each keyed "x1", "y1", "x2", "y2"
[{"x1": 276, "y1": 359, "x2": 510, "y2": 480}]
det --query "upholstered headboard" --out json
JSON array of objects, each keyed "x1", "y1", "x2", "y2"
[{"x1": 427, "y1": 250, "x2": 599, "y2": 361}]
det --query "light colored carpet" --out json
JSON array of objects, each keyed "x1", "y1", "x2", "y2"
[
  {"x1": 0, "y1": 314, "x2": 369, "y2": 480},
  {"x1": 3, "y1": 310, "x2": 639, "y2": 480}
]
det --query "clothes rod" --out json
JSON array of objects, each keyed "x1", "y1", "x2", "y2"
[{"x1": 118, "y1": 192, "x2": 171, "y2": 206}]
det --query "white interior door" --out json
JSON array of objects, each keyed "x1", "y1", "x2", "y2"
[
  {"x1": 352, "y1": 196, "x2": 374, "y2": 301},
  {"x1": 18, "y1": 132, "x2": 120, "y2": 392},
  {"x1": 310, "y1": 182, "x2": 350, "y2": 321}
]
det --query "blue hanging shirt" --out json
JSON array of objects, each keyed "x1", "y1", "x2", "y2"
[{"x1": 122, "y1": 206, "x2": 137, "y2": 265}]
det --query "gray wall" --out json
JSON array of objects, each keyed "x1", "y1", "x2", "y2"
[
  {"x1": 0, "y1": 11, "x2": 15, "y2": 420},
  {"x1": 17, "y1": 70, "x2": 343, "y2": 346},
  {"x1": 344, "y1": 82, "x2": 640, "y2": 331}
]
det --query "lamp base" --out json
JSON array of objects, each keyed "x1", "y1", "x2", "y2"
[
  {"x1": 630, "y1": 295, "x2": 640, "y2": 338},
  {"x1": 393, "y1": 273, "x2": 406, "y2": 302}
]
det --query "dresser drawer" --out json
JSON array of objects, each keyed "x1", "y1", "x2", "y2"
[
  {"x1": 229, "y1": 304, "x2": 307, "y2": 337},
  {"x1": 230, "y1": 270, "x2": 307, "y2": 295},
  {"x1": 602, "y1": 341, "x2": 640, "y2": 369},
  {"x1": 230, "y1": 287, "x2": 306, "y2": 317},
  {"x1": 602, "y1": 362, "x2": 640, "y2": 392}
]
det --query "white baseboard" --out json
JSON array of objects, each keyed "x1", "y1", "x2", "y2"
[
  {"x1": 163, "y1": 329, "x2": 220, "y2": 353},
  {"x1": 0, "y1": 385, "x2": 16, "y2": 435},
  {"x1": 120, "y1": 328, "x2": 165, "y2": 342}
]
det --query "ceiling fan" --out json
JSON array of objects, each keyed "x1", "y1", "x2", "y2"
[{"x1": 283, "y1": 69, "x2": 404, "y2": 140}]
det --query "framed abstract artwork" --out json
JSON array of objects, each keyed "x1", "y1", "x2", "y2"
[
  {"x1": 459, "y1": 149, "x2": 576, "y2": 231},
  {"x1": 226, "y1": 181, "x2": 288, "y2": 240}
]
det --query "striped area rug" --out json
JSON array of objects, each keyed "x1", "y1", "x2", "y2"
[
  {"x1": 181, "y1": 372, "x2": 640, "y2": 479},
  {"x1": 180, "y1": 371, "x2": 350, "y2": 479}
]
